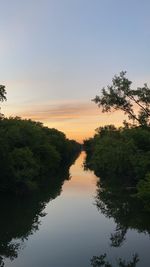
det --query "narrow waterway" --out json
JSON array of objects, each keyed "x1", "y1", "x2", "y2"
[{"x1": 2, "y1": 152, "x2": 150, "y2": 267}]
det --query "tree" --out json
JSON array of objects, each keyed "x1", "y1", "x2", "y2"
[
  {"x1": 93, "y1": 71, "x2": 150, "y2": 126},
  {"x1": 0, "y1": 85, "x2": 7, "y2": 117}
]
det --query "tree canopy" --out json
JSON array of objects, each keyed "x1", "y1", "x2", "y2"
[
  {"x1": 93, "y1": 71, "x2": 150, "y2": 126},
  {"x1": 0, "y1": 86, "x2": 81, "y2": 195},
  {"x1": 0, "y1": 117, "x2": 81, "y2": 194},
  {"x1": 84, "y1": 72, "x2": 150, "y2": 209}
]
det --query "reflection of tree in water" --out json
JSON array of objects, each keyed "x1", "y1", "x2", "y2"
[
  {"x1": 91, "y1": 253, "x2": 139, "y2": 267},
  {"x1": 110, "y1": 225, "x2": 127, "y2": 248},
  {"x1": 95, "y1": 180, "x2": 150, "y2": 247},
  {"x1": 90, "y1": 179, "x2": 150, "y2": 267},
  {"x1": 0, "y1": 167, "x2": 71, "y2": 266}
]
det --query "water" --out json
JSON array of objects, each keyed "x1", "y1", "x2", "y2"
[{"x1": 1, "y1": 152, "x2": 150, "y2": 267}]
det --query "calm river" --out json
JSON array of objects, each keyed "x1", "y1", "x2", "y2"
[{"x1": 1, "y1": 152, "x2": 150, "y2": 267}]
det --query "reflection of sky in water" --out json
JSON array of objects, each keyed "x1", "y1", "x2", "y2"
[{"x1": 4, "y1": 152, "x2": 150, "y2": 267}]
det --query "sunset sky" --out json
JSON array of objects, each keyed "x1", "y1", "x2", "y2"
[{"x1": 1, "y1": 0, "x2": 150, "y2": 142}]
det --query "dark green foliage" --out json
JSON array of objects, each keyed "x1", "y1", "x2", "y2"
[
  {"x1": 89, "y1": 72, "x2": 150, "y2": 203},
  {"x1": 0, "y1": 117, "x2": 80, "y2": 194},
  {"x1": 84, "y1": 125, "x2": 150, "y2": 205}
]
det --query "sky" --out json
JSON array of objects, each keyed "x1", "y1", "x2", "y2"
[{"x1": 1, "y1": 0, "x2": 150, "y2": 142}]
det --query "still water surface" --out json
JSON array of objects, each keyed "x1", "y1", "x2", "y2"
[{"x1": 1, "y1": 152, "x2": 150, "y2": 267}]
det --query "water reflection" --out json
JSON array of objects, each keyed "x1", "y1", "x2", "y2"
[
  {"x1": 91, "y1": 253, "x2": 139, "y2": 267},
  {"x1": 89, "y1": 179, "x2": 150, "y2": 267},
  {"x1": 95, "y1": 180, "x2": 150, "y2": 247},
  {"x1": 1, "y1": 152, "x2": 150, "y2": 267},
  {"x1": 0, "y1": 167, "x2": 71, "y2": 266}
]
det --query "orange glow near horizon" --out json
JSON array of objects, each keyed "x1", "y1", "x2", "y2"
[{"x1": 3, "y1": 100, "x2": 126, "y2": 143}]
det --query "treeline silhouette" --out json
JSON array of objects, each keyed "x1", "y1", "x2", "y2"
[
  {"x1": 84, "y1": 125, "x2": 150, "y2": 209},
  {"x1": 84, "y1": 72, "x2": 150, "y2": 210},
  {"x1": 0, "y1": 117, "x2": 81, "y2": 195}
]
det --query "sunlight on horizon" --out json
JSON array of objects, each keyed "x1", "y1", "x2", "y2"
[{"x1": 3, "y1": 99, "x2": 125, "y2": 142}]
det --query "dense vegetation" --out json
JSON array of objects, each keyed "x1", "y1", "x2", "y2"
[
  {"x1": 84, "y1": 72, "x2": 150, "y2": 209},
  {"x1": 0, "y1": 85, "x2": 81, "y2": 195},
  {"x1": 0, "y1": 117, "x2": 80, "y2": 194}
]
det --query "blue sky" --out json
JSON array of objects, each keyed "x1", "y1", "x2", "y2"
[{"x1": 1, "y1": 0, "x2": 150, "y2": 141}]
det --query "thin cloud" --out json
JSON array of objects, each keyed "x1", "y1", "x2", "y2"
[{"x1": 15, "y1": 101, "x2": 101, "y2": 122}]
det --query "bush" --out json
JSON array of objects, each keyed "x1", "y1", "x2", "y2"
[{"x1": 84, "y1": 125, "x2": 150, "y2": 186}]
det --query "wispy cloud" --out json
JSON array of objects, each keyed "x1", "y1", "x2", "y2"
[
  {"x1": 4, "y1": 100, "x2": 125, "y2": 142},
  {"x1": 13, "y1": 101, "x2": 101, "y2": 122}
]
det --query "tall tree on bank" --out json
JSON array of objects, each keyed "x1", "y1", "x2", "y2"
[
  {"x1": 0, "y1": 85, "x2": 7, "y2": 117},
  {"x1": 93, "y1": 72, "x2": 150, "y2": 126}
]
